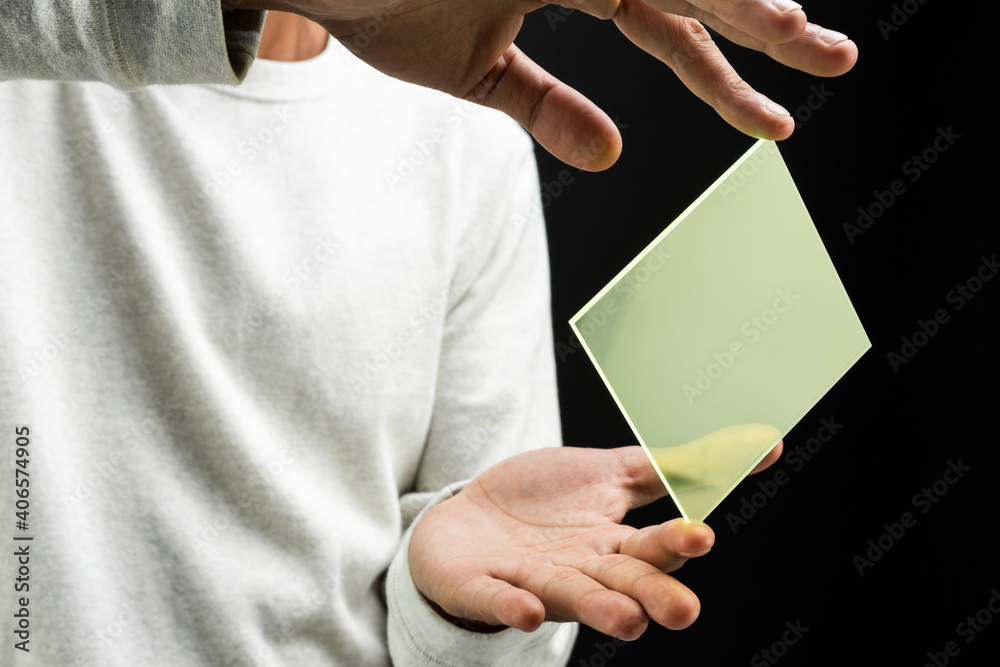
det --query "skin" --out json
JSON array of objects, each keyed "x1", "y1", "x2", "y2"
[
  {"x1": 238, "y1": 0, "x2": 822, "y2": 636},
  {"x1": 227, "y1": 0, "x2": 857, "y2": 169},
  {"x1": 410, "y1": 442, "x2": 782, "y2": 636},
  {"x1": 255, "y1": 9, "x2": 329, "y2": 61}
]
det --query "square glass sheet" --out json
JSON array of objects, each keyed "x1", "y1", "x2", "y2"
[{"x1": 570, "y1": 140, "x2": 870, "y2": 523}]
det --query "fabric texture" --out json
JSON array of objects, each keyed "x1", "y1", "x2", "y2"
[
  {"x1": 0, "y1": 1, "x2": 265, "y2": 88},
  {"x1": 0, "y1": 3, "x2": 576, "y2": 666}
]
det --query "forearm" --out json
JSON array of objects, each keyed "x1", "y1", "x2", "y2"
[{"x1": 0, "y1": 0, "x2": 264, "y2": 88}]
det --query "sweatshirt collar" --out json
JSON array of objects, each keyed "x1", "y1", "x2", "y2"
[{"x1": 205, "y1": 35, "x2": 360, "y2": 102}]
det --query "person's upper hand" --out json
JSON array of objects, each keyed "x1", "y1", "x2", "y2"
[
  {"x1": 232, "y1": 0, "x2": 856, "y2": 170},
  {"x1": 407, "y1": 442, "x2": 783, "y2": 638}
]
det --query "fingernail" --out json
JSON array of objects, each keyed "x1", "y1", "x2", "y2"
[
  {"x1": 772, "y1": 0, "x2": 802, "y2": 13},
  {"x1": 766, "y1": 101, "x2": 792, "y2": 117},
  {"x1": 678, "y1": 549, "x2": 712, "y2": 558},
  {"x1": 819, "y1": 29, "x2": 850, "y2": 46}
]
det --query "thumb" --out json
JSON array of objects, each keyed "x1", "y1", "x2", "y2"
[
  {"x1": 467, "y1": 44, "x2": 623, "y2": 171},
  {"x1": 610, "y1": 445, "x2": 672, "y2": 511}
]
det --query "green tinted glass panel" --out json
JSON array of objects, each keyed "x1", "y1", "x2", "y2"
[{"x1": 569, "y1": 140, "x2": 871, "y2": 523}]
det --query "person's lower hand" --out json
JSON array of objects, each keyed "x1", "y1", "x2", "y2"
[
  {"x1": 231, "y1": 0, "x2": 856, "y2": 171},
  {"x1": 407, "y1": 442, "x2": 782, "y2": 638}
]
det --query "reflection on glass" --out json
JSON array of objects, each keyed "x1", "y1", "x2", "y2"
[
  {"x1": 647, "y1": 423, "x2": 781, "y2": 524},
  {"x1": 570, "y1": 140, "x2": 870, "y2": 523}
]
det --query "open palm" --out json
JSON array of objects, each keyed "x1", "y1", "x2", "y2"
[{"x1": 408, "y1": 443, "x2": 782, "y2": 638}]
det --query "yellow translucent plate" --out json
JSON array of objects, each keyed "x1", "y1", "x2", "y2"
[{"x1": 570, "y1": 140, "x2": 871, "y2": 523}]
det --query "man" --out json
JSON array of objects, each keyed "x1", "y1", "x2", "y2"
[{"x1": 1, "y1": 1, "x2": 854, "y2": 665}]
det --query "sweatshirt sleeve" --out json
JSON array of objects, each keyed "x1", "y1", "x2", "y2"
[
  {"x1": 0, "y1": 1, "x2": 265, "y2": 89},
  {"x1": 384, "y1": 130, "x2": 578, "y2": 666}
]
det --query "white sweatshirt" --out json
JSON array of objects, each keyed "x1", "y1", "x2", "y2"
[{"x1": 0, "y1": 3, "x2": 577, "y2": 665}]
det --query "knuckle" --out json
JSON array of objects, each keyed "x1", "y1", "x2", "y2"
[
  {"x1": 597, "y1": 552, "x2": 634, "y2": 575},
  {"x1": 582, "y1": 0, "x2": 623, "y2": 21},
  {"x1": 665, "y1": 18, "x2": 715, "y2": 70}
]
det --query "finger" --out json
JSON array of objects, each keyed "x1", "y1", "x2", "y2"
[
  {"x1": 620, "y1": 517, "x2": 715, "y2": 570},
  {"x1": 466, "y1": 43, "x2": 622, "y2": 171},
  {"x1": 518, "y1": 564, "x2": 650, "y2": 639},
  {"x1": 562, "y1": 0, "x2": 854, "y2": 76},
  {"x1": 701, "y1": 19, "x2": 857, "y2": 77},
  {"x1": 448, "y1": 575, "x2": 548, "y2": 631},
  {"x1": 640, "y1": 0, "x2": 807, "y2": 45},
  {"x1": 614, "y1": 4, "x2": 794, "y2": 139},
  {"x1": 750, "y1": 439, "x2": 783, "y2": 474},
  {"x1": 579, "y1": 553, "x2": 701, "y2": 629},
  {"x1": 559, "y1": 0, "x2": 621, "y2": 20}
]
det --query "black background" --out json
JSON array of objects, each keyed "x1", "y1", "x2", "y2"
[{"x1": 517, "y1": 2, "x2": 995, "y2": 665}]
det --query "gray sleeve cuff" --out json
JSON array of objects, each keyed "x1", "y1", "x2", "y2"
[
  {"x1": 0, "y1": 1, "x2": 266, "y2": 88},
  {"x1": 386, "y1": 482, "x2": 579, "y2": 667}
]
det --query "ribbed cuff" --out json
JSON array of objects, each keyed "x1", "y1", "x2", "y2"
[{"x1": 104, "y1": 0, "x2": 265, "y2": 88}]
